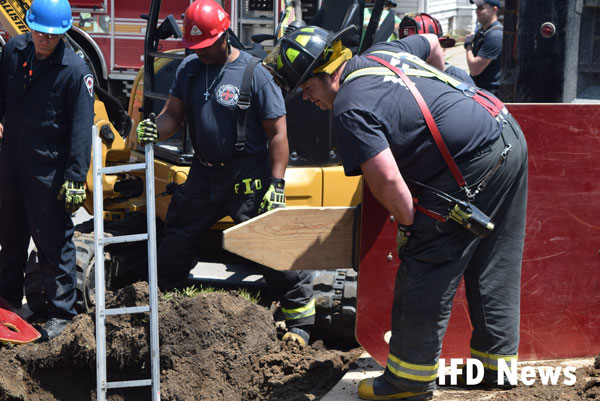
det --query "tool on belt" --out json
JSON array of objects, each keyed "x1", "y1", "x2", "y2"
[
  {"x1": 365, "y1": 54, "x2": 509, "y2": 238},
  {"x1": 409, "y1": 180, "x2": 495, "y2": 238}
]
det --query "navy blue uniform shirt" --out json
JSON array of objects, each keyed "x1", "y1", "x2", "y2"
[
  {"x1": 171, "y1": 50, "x2": 286, "y2": 162},
  {"x1": 334, "y1": 35, "x2": 503, "y2": 183},
  {"x1": 0, "y1": 32, "x2": 94, "y2": 183},
  {"x1": 471, "y1": 21, "x2": 503, "y2": 90}
]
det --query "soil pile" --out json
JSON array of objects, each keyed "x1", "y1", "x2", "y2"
[{"x1": 0, "y1": 282, "x2": 362, "y2": 401}]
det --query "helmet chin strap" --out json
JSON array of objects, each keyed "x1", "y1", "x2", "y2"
[{"x1": 224, "y1": 33, "x2": 232, "y2": 63}]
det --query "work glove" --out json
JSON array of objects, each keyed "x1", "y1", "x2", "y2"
[
  {"x1": 396, "y1": 223, "x2": 413, "y2": 256},
  {"x1": 58, "y1": 179, "x2": 86, "y2": 213},
  {"x1": 136, "y1": 113, "x2": 158, "y2": 144},
  {"x1": 258, "y1": 178, "x2": 285, "y2": 215}
]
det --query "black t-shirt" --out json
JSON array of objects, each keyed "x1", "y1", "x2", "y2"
[
  {"x1": 445, "y1": 63, "x2": 475, "y2": 86},
  {"x1": 171, "y1": 50, "x2": 286, "y2": 162},
  {"x1": 334, "y1": 35, "x2": 503, "y2": 183},
  {"x1": 471, "y1": 21, "x2": 503, "y2": 90}
]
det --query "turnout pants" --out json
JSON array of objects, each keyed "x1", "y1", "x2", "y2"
[
  {"x1": 384, "y1": 115, "x2": 528, "y2": 392},
  {"x1": 0, "y1": 154, "x2": 77, "y2": 318},
  {"x1": 157, "y1": 155, "x2": 315, "y2": 328}
]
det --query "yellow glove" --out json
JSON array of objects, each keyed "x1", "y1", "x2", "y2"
[
  {"x1": 136, "y1": 113, "x2": 158, "y2": 144},
  {"x1": 396, "y1": 223, "x2": 413, "y2": 255},
  {"x1": 258, "y1": 178, "x2": 285, "y2": 214},
  {"x1": 58, "y1": 180, "x2": 86, "y2": 213}
]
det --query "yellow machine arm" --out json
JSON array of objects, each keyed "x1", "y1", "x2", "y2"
[{"x1": 0, "y1": 0, "x2": 30, "y2": 39}]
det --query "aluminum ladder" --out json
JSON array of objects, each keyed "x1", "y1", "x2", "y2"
[{"x1": 92, "y1": 126, "x2": 161, "y2": 400}]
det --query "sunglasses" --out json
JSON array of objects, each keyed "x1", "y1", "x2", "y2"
[{"x1": 32, "y1": 30, "x2": 61, "y2": 40}]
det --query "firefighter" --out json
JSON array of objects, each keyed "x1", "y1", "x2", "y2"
[
  {"x1": 0, "y1": 0, "x2": 94, "y2": 340},
  {"x1": 398, "y1": 12, "x2": 475, "y2": 86},
  {"x1": 266, "y1": 27, "x2": 528, "y2": 399},
  {"x1": 464, "y1": 0, "x2": 503, "y2": 95},
  {"x1": 136, "y1": 0, "x2": 315, "y2": 346}
]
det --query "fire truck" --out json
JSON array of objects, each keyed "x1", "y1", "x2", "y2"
[
  {"x1": 0, "y1": 0, "x2": 189, "y2": 101},
  {"x1": 0, "y1": 0, "x2": 317, "y2": 102}
]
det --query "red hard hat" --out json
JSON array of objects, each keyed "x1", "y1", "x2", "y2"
[
  {"x1": 398, "y1": 13, "x2": 456, "y2": 48},
  {"x1": 182, "y1": 0, "x2": 231, "y2": 49}
]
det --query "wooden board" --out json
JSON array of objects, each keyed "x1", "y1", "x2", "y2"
[
  {"x1": 223, "y1": 207, "x2": 357, "y2": 270},
  {"x1": 355, "y1": 103, "x2": 600, "y2": 367},
  {"x1": 0, "y1": 297, "x2": 41, "y2": 344}
]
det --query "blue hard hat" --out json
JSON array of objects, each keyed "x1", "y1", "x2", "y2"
[{"x1": 26, "y1": 0, "x2": 73, "y2": 34}]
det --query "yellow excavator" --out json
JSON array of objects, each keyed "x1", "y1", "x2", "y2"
[{"x1": 1, "y1": 0, "x2": 386, "y2": 341}]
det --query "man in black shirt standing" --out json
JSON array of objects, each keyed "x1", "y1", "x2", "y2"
[{"x1": 465, "y1": 0, "x2": 503, "y2": 96}]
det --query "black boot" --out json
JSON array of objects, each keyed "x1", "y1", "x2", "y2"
[{"x1": 38, "y1": 317, "x2": 72, "y2": 342}]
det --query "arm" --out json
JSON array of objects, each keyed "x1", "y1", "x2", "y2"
[
  {"x1": 360, "y1": 147, "x2": 414, "y2": 225},
  {"x1": 261, "y1": 115, "x2": 288, "y2": 179},
  {"x1": 421, "y1": 34, "x2": 445, "y2": 71},
  {"x1": 65, "y1": 68, "x2": 94, "y2": 182},
  {"x1": 466, "y1": 50, "x2": 492, "y2": 77},
  {"x1": 154, "y1": 95, "x2": 186, "y2": 142}
]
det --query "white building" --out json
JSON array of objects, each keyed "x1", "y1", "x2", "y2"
[{"x1": 393, "y1": 0, "x2": 478, "y2": 38}]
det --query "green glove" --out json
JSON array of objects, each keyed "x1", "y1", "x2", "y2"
[
  {"x1": 396, "y1": 223, "x2": 413, "y2": 255},
  {"x1": 258, "y1": 178, "x2": 285, "y2": 214},
  {"x1": 58, "y1": 180, "x2": 86, "y2": 213},
  {"x1": 136, "y1": 113, "x2": 158, "y2": 144}
]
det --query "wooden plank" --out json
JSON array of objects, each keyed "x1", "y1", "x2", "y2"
[{"x1": 222, "y1": 207, "x2": 357, "y2": 270}]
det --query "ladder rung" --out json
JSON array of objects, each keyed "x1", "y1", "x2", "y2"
[
  {"x1": 105, "y1": 379, "x2": 152, "y2": 389},
  {"x1": 104, "y1": 305, "x2": 150, "y2": 316},
  {"x1": 103, "y1": 233, "x2": 148, "y2": 245},
  {"x1": 100, "y1": 163, "x2": 147, "y2": 175}
]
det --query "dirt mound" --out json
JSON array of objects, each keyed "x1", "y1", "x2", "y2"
[{"x1": 0, "y1": 282, "x2": 362, "y2": 401}]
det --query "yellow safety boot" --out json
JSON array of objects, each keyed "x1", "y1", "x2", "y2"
[
  {"x1": 282, "y1": 326, "x2": 310, "y2": 346},
  {"x1": 358, "y1": 376, "x2": 433, "y2": 400}
]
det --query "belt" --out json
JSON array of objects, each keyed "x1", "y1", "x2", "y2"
[{"x1": 195, "y1": 151, "x2": 267, "y2": 168}]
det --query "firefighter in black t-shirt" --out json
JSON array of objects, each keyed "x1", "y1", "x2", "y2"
[{"x1": 266, "y1": 27, "x2": 527, "y2": 400}]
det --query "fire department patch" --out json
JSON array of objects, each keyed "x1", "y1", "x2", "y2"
[
  {"x1": 216, "y1": 84, "x2": 239, "y2": 106},
  {"x1": 190, "y1": 25, "x2": 202, "y2": 36},
  {"x1": 84, "y1": 74, "x2": 94, "y2": 97}
]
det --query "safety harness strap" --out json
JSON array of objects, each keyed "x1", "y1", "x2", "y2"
[
  {"x1": 368, "y1": 50, "x2": 506, "y2": 119},
  {"x1": 367, "y1": 54, "x2": 467, "y2": 189},
  {"x1": 235, "y1": 57, "x2": 261, "y2": 152}
]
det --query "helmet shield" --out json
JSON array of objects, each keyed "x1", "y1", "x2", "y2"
[{"x1": 265, "y1": 25, "x2": 354, "y2": 95}]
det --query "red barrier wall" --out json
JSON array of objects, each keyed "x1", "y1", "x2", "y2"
[{"x1": 356, "y1": 104, "x2": 600, "y2": 366}]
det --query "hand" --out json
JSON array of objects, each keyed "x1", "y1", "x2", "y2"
[
  {"x1": 463, "y1": 34, "x2": 474, "y2": 50},
  {"x1": 396, "y1": 223, "x2": 413, "y2": 255},
  {"x1": 258, "y1": 178, "x2": 285, "y2": 214},
  {"x1": 58, "y1": 180, "x2": 86, "y2": 213},
  {"x1": 136, "y1": 113, "x2": 158, "y2": 144}
]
